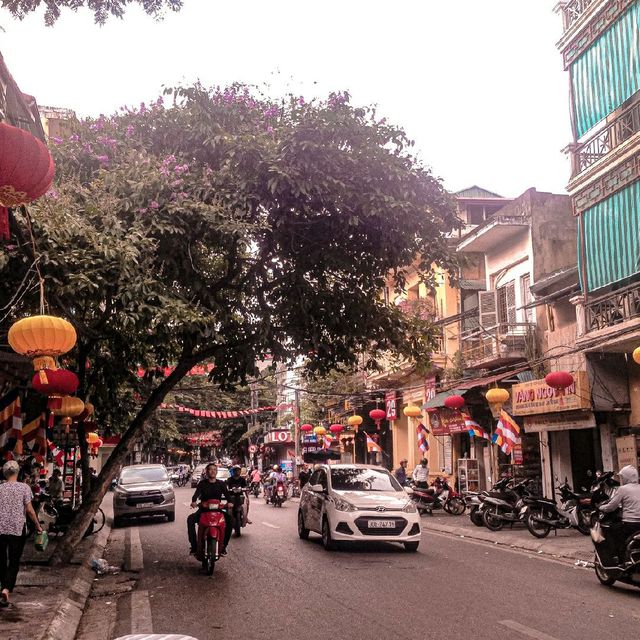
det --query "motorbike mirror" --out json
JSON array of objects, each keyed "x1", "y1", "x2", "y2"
[
  {"x1": 111, "y1": 479, "x2": 117, "y2": 488},
  {"x1": 309, "y1": 483, "x2": 324, "y2": 493}
]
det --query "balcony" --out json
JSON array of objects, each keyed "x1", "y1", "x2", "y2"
[
  {"x1": 460, "y1": 323, "x2": 533, "y2": 370},
  {"x1": 570, "y1": 97, "x2": 640, "y2": 178},
  {"x1": 456, "y1": 216, "x2": 530, "y2": 254},
  {"x1": 581, "y1": 282, "x2": 640, "y2": 334},
  {"x1": 557, "y1": 0, "x2": 600, "y2": 32}
]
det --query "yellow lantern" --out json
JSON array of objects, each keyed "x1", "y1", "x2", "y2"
[
  {"x1": 52, "y1": 396, "x2": 85, "y2": 418},
  {"x1": 403, "y1": 405, "x2": 422, "y2": 419},
  {"x1": 486, "y1": 387, "x2": 510, "y2": 407},
  {"x1": 314, "y1": 426, "x2": 327, "y2": 437},
  {"x1": 8, "y1": 315, "x2": 76, "y2": 382},
  {"x1": 347, "y1": 415, "x2": 363, "y2": 432},
  {"x1": 86, "y1": 432, "x2": 100, "y2": 444},
  {"x1": 633, "y1": 347, "x2": 640, "y2": 365}
]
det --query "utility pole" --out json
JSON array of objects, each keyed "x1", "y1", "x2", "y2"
[
  {"x1": 250, "y1": 381, "x2": 258, "y2": 468},
  {"x1": 294, "y1": 388, "x2": 301, "y2": 480}
]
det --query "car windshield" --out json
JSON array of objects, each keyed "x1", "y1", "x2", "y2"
[
  {"x1": 120, "y1": 467, "x2": 168, "y2": 484},
  {"x1": 330, "y1": 468, "x2": 402, "y2": 492},
  {"x1": 217, "y1": 468, "x2": 230, "y2": 480}
]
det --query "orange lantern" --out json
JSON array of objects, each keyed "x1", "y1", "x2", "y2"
[
  {"x1": 403, "y1": 405, "x2": 422, "y2": 418},
  {"x1": 633, "y1": 346, "x2": 640, "y2": 365},
  {"x1": 347, "y1": 415, "x2": 363, "y2": 432},
  {"x1": 51, "y1": 396, "x2": 85, "y2": 418},
  {"x1": 313, "y1": 426, "x2": 327, "y2": 437},
  {"x1": 86, "y1": 432, "x2": 100, "y2": 445},
  {"x1": 486, "y1": 387, "x2": 509, "y2": 407}
]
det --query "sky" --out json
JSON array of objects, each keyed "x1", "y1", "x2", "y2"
[{"x1": 0, "y1": 0, "x2": 572, "y2": 197}]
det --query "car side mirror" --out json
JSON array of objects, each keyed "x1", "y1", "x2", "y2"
[
  {"x1": 404, "y1": 486, "x2": 413, "y2": 495},
  {"x1": 309, "y1": 483, "x2": 324, "y2": 493}
]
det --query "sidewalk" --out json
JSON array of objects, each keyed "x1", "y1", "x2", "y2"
[
  {"x1": 1, "y1": 500, "x2": 113, "y2": 640},
  {"x1": 421, "y1": 512, "x2": 594, "y2": 562}
]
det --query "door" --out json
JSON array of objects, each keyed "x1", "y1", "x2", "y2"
[
  {"x1": 305, "y1": 469, "x2": 327, "y2": 532},
  {"x1": 570, "y1": 428, "x2": 602, "y2": 492}
]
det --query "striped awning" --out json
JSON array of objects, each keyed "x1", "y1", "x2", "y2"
[
  {"x1": 579, "y1": 180, "x2": 640, "y2": 292},
  {"x1": 571, "y1": 2, "x2": 640, "y2": 138}
]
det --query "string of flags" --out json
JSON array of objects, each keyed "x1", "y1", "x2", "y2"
[{"x1": 160, "y1": 402, "x2": 293, "y2": 420}]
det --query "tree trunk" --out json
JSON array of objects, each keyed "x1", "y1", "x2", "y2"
[{"x1": 49, "y1": 358, "x2": 196, "y2": 566}]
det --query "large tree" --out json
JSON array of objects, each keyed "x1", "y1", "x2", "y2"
[
  {"x1": 1, "y1": 83, "x2": 458, "y2": 563},
  {"x1": 1, "y1": 0, "x2": 182, "y2": 24}
]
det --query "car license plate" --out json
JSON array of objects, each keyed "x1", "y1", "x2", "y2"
[
  {"x1": 368, "y1": 520, "x2": 395, "y2": 529},
  {"x1": 136, "y1": 502, "x2": 154, "y2": 508}
]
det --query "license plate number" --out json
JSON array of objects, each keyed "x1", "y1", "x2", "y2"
[
  {"x1": 368, "y1": 520, "x2": 395, "y2": 528},
  {"x1": 136, "y1": 502, "x2": 154, "y2": 508}
]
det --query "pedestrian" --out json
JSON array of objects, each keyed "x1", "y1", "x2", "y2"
[
  {"x1": 0, "y1": 460, "x2": 42, "y2": 607},
  {"x1": 394, "y1": 459, "x2": 409, "y2": 486},
  {"x1": 47, "y1": 468, "x2": 64, "y2": 502},
  {"x1": 298, "y1": 465, "x2": 310, "y2": 488},
  {"x1": 412, "y1": 458, "x2": 430, "y2": 489}
]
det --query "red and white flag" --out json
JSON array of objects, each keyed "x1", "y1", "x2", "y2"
[{"x1": 416, "y1": 423, "x2": 429, "y2": 453}]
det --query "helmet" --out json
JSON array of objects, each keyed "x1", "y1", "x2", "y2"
[{"x1": 273, "y1": 465, "x2": 279, "y2": 471}]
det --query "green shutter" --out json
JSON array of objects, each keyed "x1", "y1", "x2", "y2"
[
  {"x1": 579, "y1": 180, "x2": 640, "y2": 291},
  {"x1": 571, "y1": 2, "x2": 640, "y2": 138}
]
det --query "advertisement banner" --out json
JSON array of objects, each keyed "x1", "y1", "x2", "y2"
[
  {"x1": 385, "y1": 391, "x2": 397, "y2": 421},
  {"x1": 264, "y1": 430, "x2": 293, "y2": 444},
  {"x1": 512, "y1": 371, "x2": 591, "y2": 416},
  {"x1": 424, "y1": 376, "x2": 436, "y2": 403},
  {"x1": 428, "y1": 408, "x2": 466, "y2": 436}
]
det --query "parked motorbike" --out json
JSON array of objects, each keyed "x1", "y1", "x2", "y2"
[
  {"x1": 410, "y1": 477, "x2": 466, "y2": 516},
  {"x1": 271, "y1": 481, "x2": 287, "y2": 508},
  {"x1": 481, "y1": 478, "x2": 532, "y2": 531},
  {"x1": 522, "y1": 481, "x2": 591, "y2": 538},
  {"x1": 251, "y1": 481, "x2": 261, "y2": 498},
  {"x1": 589, "y1": 471, "x2": 619, "y2": 526},
  {"x1": 228, "y1": 486, "x2": 248, "y2": 537},
  {"x1": 29, "y1": 493, "x2": 105, "y2": 537},
  {"x1": 195, "y1": 498, "x2": 228, "y2": 576},
  {"x1": 591, "y1": 510, "x2": 640, "y2": 589}
]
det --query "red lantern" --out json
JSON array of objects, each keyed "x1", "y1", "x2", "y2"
[
  {"x1": 300, "y1": 423, "x2": 313, "y2": 433},
  {"x1": 444, "y1": 394, "x2": 465, "y2": 411},
  {"x1": 545, "y1": 371, "x2": 574, "y2": 391},
  {"x1": 369, "y1": 408, "x2": 386, "y2": 431},
  {"x1": 329, "y1": 424, "x2": 343, "y2": 434},
  {"x1": 0, "y1": 123, "x2": 55, "y2": 240},
  {"x1": 32, "y1": 369, "x2": 79, "y2": 397}
]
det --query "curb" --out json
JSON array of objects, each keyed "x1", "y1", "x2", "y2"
[
  {"x1": 421, "y1": 520, "x2": 594, "y2": 562},
  {"x1": 39, "y1": 518, "x2": 113, "y2": 640}
]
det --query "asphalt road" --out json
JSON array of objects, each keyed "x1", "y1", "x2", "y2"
[{"x1": 83, "y1": 487, "x2": 640, "y2": 640}]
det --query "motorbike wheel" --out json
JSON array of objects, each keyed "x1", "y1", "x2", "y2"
[
  {"x1": 446, "y1": 498, "x2": 466, "y2": 516},
  {"x1": 91, "y1": 508, "x2": 106, "y2": 534},
  {"x1": 594, "y1": 561, "x2": 616, "y2": 586},
  {"x1": 482, "y1": 507, "x2": 504, "y2": 531},
  {"x1": 470, "y1": 506, "x2": 484, "y2": 527},
  {"x1": 526, "y1": 509, "x2": 552, "y2": 539},
  {"x1": 204, "y1": 538, "x2": 216, "y2": 576},
  {"x1": 234, "y1": 513, "x2": 242, "y2": 537}
]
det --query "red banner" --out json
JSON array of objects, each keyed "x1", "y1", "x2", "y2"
[{"x1": 428, "y1": 408, "x2": 466, "y2": 436}]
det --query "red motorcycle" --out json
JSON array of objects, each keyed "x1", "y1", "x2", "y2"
[
  {"x1": 271, "y1": 481, "x2": 287, "y2": 508},
  {"x1": 196, "y1": 499, "x2": 227, "y2": 575},
  {"x1": 410, "y1": 476, "x2": 466, "y2": 516}
]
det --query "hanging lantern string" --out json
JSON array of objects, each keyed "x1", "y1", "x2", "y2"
[{"x1": 21, "y1": 205, "x2": 47, "y2": 315}]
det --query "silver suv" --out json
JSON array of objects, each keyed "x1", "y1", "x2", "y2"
[{"x1": 113, "y1": 464, "x2": 175, "y2": 526}]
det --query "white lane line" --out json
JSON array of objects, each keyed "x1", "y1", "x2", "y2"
[
  {"x1": 130, "y1": 589, "x2": 154, "y2": 634},
  {"x1": 127, "y1": 526, "x2": 144, "y2": 572},
  {"x1": 261, "y1": 521, "x2": 280, "y2": 529},
  {"x1": 499, "y1": 620, "x2": 560, "y2": 640}
]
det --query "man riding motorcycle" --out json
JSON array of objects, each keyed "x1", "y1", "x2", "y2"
[
  {"x1": 265, "y1": 465, "x2": 286, "y2": 503},
  {"x1": 188, "y1": 463, "x2": 232, "y2": 556},
  {"x1": 599, "y1": 465, "x2": 640, "y2": 544},
  {"x1": 227, "y1": 465, "x2": 251, "y2": 525}
]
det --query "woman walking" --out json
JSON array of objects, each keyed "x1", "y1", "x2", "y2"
[{"x1": 0, "y1": 460, "x2": 42, "y2": 607}]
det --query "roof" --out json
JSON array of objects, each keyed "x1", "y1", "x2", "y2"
[
  {"x1": 454, "y1": 367, "x2": 530, "y2": 390},
  {"x1": 529, "y1": 265, "x2": 579, "y2": 295},
  {"x1": 455, "y1": 185, "x2": 504, "y2": 199}
]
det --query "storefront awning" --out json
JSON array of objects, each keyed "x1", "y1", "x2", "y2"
[
  {"x1": 423, "y1": 389, "x2": 468, "y2": 409},
  {"x1": 455, "y1": 367, "x2": 529, "y2": 390}
]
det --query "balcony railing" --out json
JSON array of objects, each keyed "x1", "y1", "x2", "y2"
[
  {"x1": 571, "y1": 98, "x2": 640, "y2": 177},
  {"x1": 559, "y1": 0, "x2": 599, "y2": 32},
  {"x1": 583, "y1": 282, "x2": 640, "y2": 333},
  {"x1": 460, "y1": 323, "x2": 533, "y2": 369}
]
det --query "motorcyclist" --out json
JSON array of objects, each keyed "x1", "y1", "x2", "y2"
[
  {"x1": 599, "y1": 465, "x2": 640, "y2": 543},
  {"x1": 227, "y1": 465, "x2": 251, "y2": 525},
  {"x1": 412, "y1": 458, "x2": 430, "y2": 489},
  {"x1": 266, "y1": 465, "x2": 286, "y2": 502},
  {"x1": 394, "y1": 459, "x2": 409, "y2": 486},
  {"x1": 188, "y1": 463, "x2": 232, "y2": 556}
]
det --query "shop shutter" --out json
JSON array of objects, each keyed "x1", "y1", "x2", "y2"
[{"x1": 478, "y1": 290, "x2": 497, "y2": 329}]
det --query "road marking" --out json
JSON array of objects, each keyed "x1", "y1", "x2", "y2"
[
  {"x1": 127, "y1": 526, "x2": 144, "y2": 572},
  {"x1": 130, "y1": 590, "x2": 153, "y2": 634},
  {"x1": 261, "y1": 521, "x2": 280, "y2": 529},
  {"x1": 499, "y1": 620, "x2": 560, "y2": 640}
]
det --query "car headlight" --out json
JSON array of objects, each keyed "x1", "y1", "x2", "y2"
[
  {"x1": 333, "y1": 497, "x2": 357, "y2": 512},
  {"x1": 402, "y1": 501, "x2": 417, "y2": 513}
]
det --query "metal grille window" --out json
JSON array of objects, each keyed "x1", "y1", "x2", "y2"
[
  {"x1": 520, "y1": 274, "x2": 533, "y2": 323},
  {"x1": 497, "y1": 281, "x2": 516, "y2": 328}
]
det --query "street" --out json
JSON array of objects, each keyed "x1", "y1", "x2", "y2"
[{"x1": 76, "y1": 487, "x2": 639, "y2": 640}]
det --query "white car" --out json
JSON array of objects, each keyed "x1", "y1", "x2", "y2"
[{"x1": 298, "y1": 464, "x2": 421, "y2": 552}]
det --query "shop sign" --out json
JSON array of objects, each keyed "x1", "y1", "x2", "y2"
[
  {"x1": 264, "y1": 430, "x2": 293, "y2": 444},
  {"x1": 616, "y1": 435, "x2": 638, "y2": 469},
  {"x1": 385, "y1": 391, "x2": 397, "y2": 420},
  {"x1": 425, "y1": 376, "x2": 436, "y2": 403},
  {"x1": 512, "y1": 371, "x2": 591, "y2": 416},
  {"x1": 428, "y1": 408, "x2": 466, "y2": 436},
  {"x1": 512, "y1": 443, "x2": 524, "y2": 465},
  {"x1": 523, "y1": 411, "x2": 596, "y2": 434},
  {"x1": 302, "y1": 443, "x2": 321, "y2": 455}
]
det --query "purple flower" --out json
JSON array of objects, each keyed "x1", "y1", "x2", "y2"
[
  {"x1": 95, "y1": 155, "x2": 110, "y2": 165},
  {"x1": 298, "y1": 97, "x2": 305, "y2": 106},
  {"x1": 69, "y1": 134, "x2": 80, "y2": 142},
  {"x1": 263, "y1": 105, "x2": 279, "y2": 119},
  {"x1": 51, "y1": 136, "x2": 63, "y2": 145},
  {"x1": 149, "y1": 200, "x2": 160, "y2": 210},
  {"x1": 266, "y1": 126, "x2": 274, "y2": 134},
  {"x1": 138, "y1": 207, "x2": 148, "y2": 214},
  {"x1": 45, "y1": 188, "x2": 59, "y2": 199},
  {"x1": 126, "y1": 125, "x2": 135, "y2": 136}
]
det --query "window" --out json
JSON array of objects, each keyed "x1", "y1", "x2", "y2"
[
  {"x1": 120, "y1": 467, "x2": 168, "y2": 484},
  {"x1": 466, "y1": 205, "x2": 485, "y2": 225},
  {"x1": 329, "y1": 468, "x2": 402, "y2": 492},
  {"x1": 520, "y1": 274, "x2": 533, "y2": 323},
  {"x1": 496, "y1": 281, "x2": 516, "y2": 328}
]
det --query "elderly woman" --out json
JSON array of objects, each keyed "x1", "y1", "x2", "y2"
[{"x1": 0, "y1": 460, "x2": 42, "y2": 607}]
